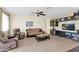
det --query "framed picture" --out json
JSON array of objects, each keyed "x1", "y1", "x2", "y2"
[{"x1": 26, "y1": 21, "x2": 33, "y2": 27}]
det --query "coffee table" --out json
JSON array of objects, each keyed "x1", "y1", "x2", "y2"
[{"x1": 36, "y1": 34, "x2": 50, "y2": 42}]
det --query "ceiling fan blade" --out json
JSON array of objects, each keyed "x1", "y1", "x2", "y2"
[
  {"x1": 39, "y1": 11, "x2": 43, "y2": 14},
  {"x1": 40, "y1": 13, "x2": 46, "y2": 16},
  {"x1": 31, "y1": 10, "x2": 46, "y2": 17}
]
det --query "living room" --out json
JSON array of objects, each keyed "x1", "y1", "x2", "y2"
[{"x1": 1, "y1": 7, "x2": 79, "y2": 52}]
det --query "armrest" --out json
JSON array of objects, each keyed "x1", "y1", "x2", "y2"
[
  {"x1": 0, "y1": 40, "x2": 3, "y2": 44},
  {"x1": 8, "y1": 34, "x2": 15, "y2": 39},
  {"x1": 10, "y1": 37, "x2": 18, "y2": 41}
]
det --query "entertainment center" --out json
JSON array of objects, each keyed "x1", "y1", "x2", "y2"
[
  {"x1": 55, "y1": 30, "x2": 79, "y2": 41},
  {"x1": 50, "y1": 10, "x2": 79, "y2": 41}
]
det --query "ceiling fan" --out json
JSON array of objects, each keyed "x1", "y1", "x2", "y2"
[{"x1": 31, "y1": 10, "x2": 46, "y2": 17}]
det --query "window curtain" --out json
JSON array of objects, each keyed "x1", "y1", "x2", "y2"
[{"x1": 2, "y1": 12, "x2": 9, "y2": 32}]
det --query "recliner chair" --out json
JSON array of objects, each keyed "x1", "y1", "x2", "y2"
[{"x1": 13, "y1": 28, "x2": 25, "y2": 39}]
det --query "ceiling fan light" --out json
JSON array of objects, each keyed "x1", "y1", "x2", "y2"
[{"x1": 37, "y1": 14, "x2": 39, "y2": 16}]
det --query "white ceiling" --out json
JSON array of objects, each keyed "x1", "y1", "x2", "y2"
[{"x1": 3, "y1": 7, "x2": 79, "y2": 18}]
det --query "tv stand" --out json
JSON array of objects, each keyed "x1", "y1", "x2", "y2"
[{"x1": 55, "y1": 30, "x2": 79, "y2": 41}]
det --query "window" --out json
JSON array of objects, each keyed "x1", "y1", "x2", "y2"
[
  {"x1": 26, "y1": 21, "x2": 33, "y2": 27},
  {"x1": 2, "y1": 12, "x2": 9, "y2": 32}
]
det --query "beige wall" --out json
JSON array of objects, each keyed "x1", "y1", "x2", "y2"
[
  {"x1": 0, "y1": 9, "x2": 2, "y2": 31},
  {"x1": 45, "y1": 19, "x2": 50, "y2": 34},
  {"x1": 10, "y1": 14, "x2": 50, "y2": 34}
]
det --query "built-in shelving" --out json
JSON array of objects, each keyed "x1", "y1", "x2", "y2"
[{"x1": 50, "y1": 10, "x2": 79, "y2": 41}]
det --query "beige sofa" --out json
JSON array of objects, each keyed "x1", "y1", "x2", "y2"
[{"x1": 26, "y1": 28, "x2": 44, "y2": 37}]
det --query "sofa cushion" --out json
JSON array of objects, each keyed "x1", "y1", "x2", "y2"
[
  {"x1": 6, "y1": 39, "x2": 17, "y2": 49},
  {"x1": 0, "y1": 44, "x2": 9, "y2": 52},
  {"x1": 28, "y1": 31, "x2": 43, "y2": 35}
]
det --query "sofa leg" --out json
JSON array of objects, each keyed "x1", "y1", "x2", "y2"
[{"x1": 37, "y1": 39, "x2": 40, "y2": 42}]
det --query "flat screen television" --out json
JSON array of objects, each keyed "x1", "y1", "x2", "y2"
[{"x1": 62, "y1": 23, "x2": 75, "y2": 31}]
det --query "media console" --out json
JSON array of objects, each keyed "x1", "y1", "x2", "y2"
[{"x1": 55, "y1": 30, "x2": 79, "y2": 41}]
